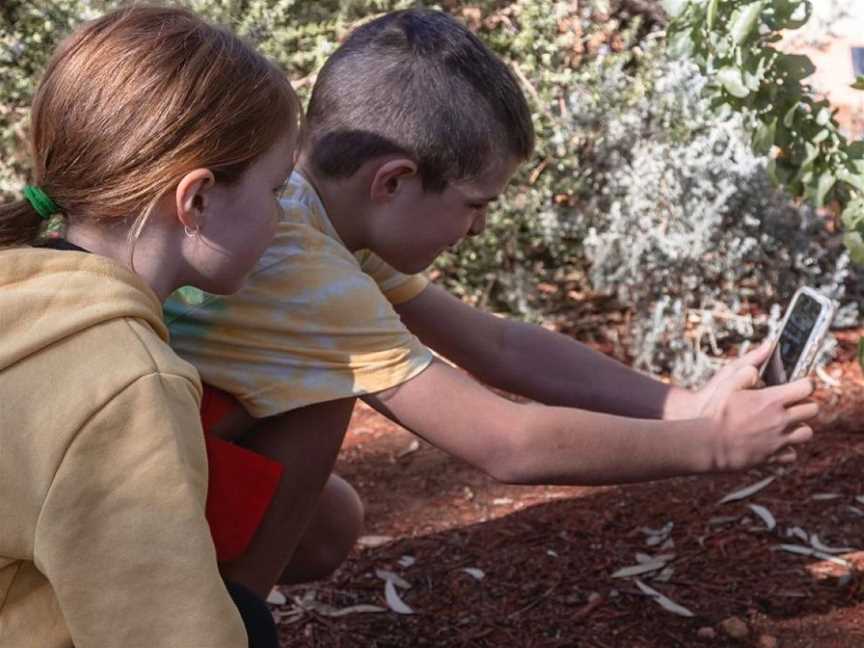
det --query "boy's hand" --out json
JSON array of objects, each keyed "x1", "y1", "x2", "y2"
[
  {"x1": 691, "y1": 342, "x2": 772, "y2": 415},
  {"x1": 696, "y1": 343, "x2": 818, "y2": 470}
]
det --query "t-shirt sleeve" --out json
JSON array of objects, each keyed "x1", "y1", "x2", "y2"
[
  {"x1": 355, "y1": 250, "x2": 430, "y2": 305},
  {"x1": 33, "y1": 373, "x2": 247, "y2": 648},
  {"x1": 165, "y1": 206, "x2": 434, "y2": 419}
]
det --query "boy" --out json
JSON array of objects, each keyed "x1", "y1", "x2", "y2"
[{"x1": 164, "y1": 9, "x2": 817, "y2": 597}]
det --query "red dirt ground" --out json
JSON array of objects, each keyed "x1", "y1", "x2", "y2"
[{"x1": 272, "y1": 332, "x2": 864, "y2": 647}]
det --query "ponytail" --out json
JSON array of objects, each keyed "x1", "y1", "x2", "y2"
[{"x1": 0, "y1": 200, "x2": 45, "y2": 248}]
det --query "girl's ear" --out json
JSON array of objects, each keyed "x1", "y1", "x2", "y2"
[
  {"x1": 369, "y1": 158, "x2": 418, "y2": 203},
  {"x1": 174, "y1": 168, "x2": 216, "y2": 230}
]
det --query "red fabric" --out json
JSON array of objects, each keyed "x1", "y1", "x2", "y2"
[{"x1": 201, "y1": 386, "x2": 283, "y2": 563}]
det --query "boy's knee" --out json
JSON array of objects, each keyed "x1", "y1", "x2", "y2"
[
  {"x1": 317, "y1": 476, "x2": 364, "y2": 567},
  {"x1": 285, "y1": 475, "x2": 364, "y2": 582}
]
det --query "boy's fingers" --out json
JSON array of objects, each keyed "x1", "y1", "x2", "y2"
[
  {"x1": 784, "y1": 424, "x2": 814, "y2": 445},
  {"x1": 712, "y1": 366, "x2": 759, "y2": 406},
  {"x1": 734, "y1": 341, "x2": 773, "y2": 368},
  {"x1": 785, "y1": 402, "x2": 819, "y2": 425},
  {"x1": 773, "y1": 378, "x2": 815, "y2": 404},
  {"x1": 728, "y1": 365, "x2": 759, "y2": 393},
  {"x1": 769, "y1": 447, "x2": 798, "y2": 464}
]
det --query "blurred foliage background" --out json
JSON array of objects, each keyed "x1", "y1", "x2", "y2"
[{"x1": 2, "y1": 0, "x2": 861, "y2": 384}]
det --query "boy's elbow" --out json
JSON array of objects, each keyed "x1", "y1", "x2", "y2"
[{"x1": 478, "y1": 416, "x2": 540, "y2": 485}]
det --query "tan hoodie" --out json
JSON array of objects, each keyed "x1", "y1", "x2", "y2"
[{"x1": 0, "y1": 249, "x2": 246, "y2": 648}]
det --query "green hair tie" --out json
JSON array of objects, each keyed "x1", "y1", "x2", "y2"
[{"x1": 23, "y1": 185, "x2": 60, "y2": 220}]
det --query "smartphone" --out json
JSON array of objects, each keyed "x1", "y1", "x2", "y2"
[{"x1": 760, "y1": 287, "x2": 836, "y2": 386}]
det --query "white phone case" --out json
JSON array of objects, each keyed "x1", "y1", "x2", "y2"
[{"x1": 760, "y1": 287, "x2": 836, "y2": 383}]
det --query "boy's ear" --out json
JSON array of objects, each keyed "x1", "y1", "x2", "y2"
[
  {"x1": 369, "y1": 158, "x2": 418, "y2": 203},
  {"x1": 174, "y1": 168, "x2": 216, "y2": 230}
]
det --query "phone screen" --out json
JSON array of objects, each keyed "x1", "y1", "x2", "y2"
[{"x1": 762, "y1": 293, "x2": 823, "y2": 386}]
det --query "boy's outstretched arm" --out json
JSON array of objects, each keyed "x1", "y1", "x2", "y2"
[
  {"x1": 363, "y1": 356, "x2": 816, "y2": 485},
  {"x1": 396, "y1": 284, "x2": 718, "y2": 419}
]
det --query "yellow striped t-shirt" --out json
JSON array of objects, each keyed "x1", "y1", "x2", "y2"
[{"x1": 164, "y1": 172, "x2": 433, "y2": 418}]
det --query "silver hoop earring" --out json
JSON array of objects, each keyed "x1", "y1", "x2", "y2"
[{"x1": 184, "y1": 224, "x2": 200, "y2": 238}]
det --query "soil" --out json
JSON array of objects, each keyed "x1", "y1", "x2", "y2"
[{"x1": 272, "y1": 331, "x2": 864, "y2": 647}]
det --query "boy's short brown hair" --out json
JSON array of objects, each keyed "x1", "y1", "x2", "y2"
[{"x1": 304, "y1": 9, "x2": 534, "y2": 192}]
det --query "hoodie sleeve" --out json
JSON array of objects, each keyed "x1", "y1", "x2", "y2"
[{"x1": 32, "y1": 372, "x2": 247, "y2": 648}]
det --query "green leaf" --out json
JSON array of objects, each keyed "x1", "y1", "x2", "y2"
[
  {"x1": 752, "y1": 118, "x2": 777, "y2": 155},
  {"x1": 838, "y1": 166, "x2": 864, "y2": 193},
  {"x1": 667, "y1": 27, "x2": 695, "y2": 59},
  {"x1": 852, "y1": 75, "x2": 864, "y2": 91},
  {"x1": 843, "y1": 231, "x2": 864, "y2": 265},
  {"x1": 706, "y1": 0, "x2": 719, "y2": 29},
  {"x1": 777, "y1": 54, "x2": 816, "y2": 81},
  {"x1": 842, "y1": 197, "x2": 864, "y2": 230},
  {"x1": 815, "y1": 107, "x2": 831, "y2": 126},
  {"x1": 771, "y1": 0, "x2": 812, "y2": 30},
  {"x1": 814, "y1": 172, "x2": 835, "y2": 207},
  {"x1": 662, "y1": 0, "x2": 690, "y2": 19},
  {"x1": 718, "y1": 67, "x2": 750, "y2": 98},
  {"x1": 783, "y1": 102, "x2": 799, "y2": 128},
  {"x1": 847, "y1": 141, "x2": 864, "y2": 160},
  {"x1": 730, "y1": 2, "x2": 765, "y2": 45},
  {"x1": 813, "y1": 128, "x2": 830, "y2": 144}
]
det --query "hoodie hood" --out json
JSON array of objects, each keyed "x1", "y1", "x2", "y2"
[{"x1": 0, "y1": 248, "x2": 166, "y2": 371}]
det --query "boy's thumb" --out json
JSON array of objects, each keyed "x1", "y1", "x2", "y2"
[
  {"x1": 739, "y1": 341, "x2": 772, "y2": 367},
  {"x1": 721, "y1": 365, "x2": 759, "y2": 397}
]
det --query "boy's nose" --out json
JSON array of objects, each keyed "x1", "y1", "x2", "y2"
[{"x1": 468, "y1": 213, "x2": 486, "y2": 237}]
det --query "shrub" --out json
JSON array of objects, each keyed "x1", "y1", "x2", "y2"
[
  {"x1": 2, "y1": 1, "x2": 858, "y2": 383},
  {"x1": 576, "y1": 51, "x2": 857, "y2": 383}
]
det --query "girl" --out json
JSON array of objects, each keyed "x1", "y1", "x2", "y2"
[{"x1": 0, "y1": 6, "x2": 299, "y2": 648}]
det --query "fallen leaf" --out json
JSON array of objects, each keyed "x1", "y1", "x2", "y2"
[
  {"x1": 640, "y1": 522, "x2": 673, "y2": 538},
  {"x1": 322, "y1": 604, "x2": 387, "y2": 618},
  {"x1": 292, "y1": 591, "x2": 386, "y2": 617},
  {"x1": 809, "y1": 535, "x2": 855, "y2": 555},
  {"x1": 376, "y1": 569, "x2": 411, "y2": 589},
  {"x1": 810, "y1": 493, "x2": 841, "y2": 501},
  {"x1": 266, "y1": 589, "x2": 287, "y2": 605},
  {"x1": 709, "y1": 515, "x2": 740, "y2": 526},
  {"x1": 719, "y1": 476, "x2": 775, "y2": 504},
  {"x1": 612, "y1": 560, "x2": 670, "y2": 578},
  {"x1": 398, "y1": 555, "x2": 416, "y2": 568},
  {"x1": 384, "y1": 579, "x2": 414, "y2": 615},
  {"x1": 492, "y1": 497, "x2": 513, "y2": 506},
  {"x1": 462, "y1": 568, "x2": 485, "y2": 580},
  {"x1": 654, "y1": 567, "x2": 675, "y2": 583},
  {"x1": 815, "y1": 365, "x2": 840, "y2": 387},
  {"x1": 634, "y1": 579, "x2": 695, "y2": 617},
  {"x1": 358, "y1": 535, "x2": 393, "y2": 548},
  {"x1": 396, "y1": 439, "x2": 420, "y2": 459},
  {"x1": 747, "y1": 504, "x2": 776, "y2": 531},
  {"x1": 774, "y1": 544, "x2": 850, "y2": 566}
]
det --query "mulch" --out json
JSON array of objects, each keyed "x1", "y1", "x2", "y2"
[{"x1": 273, "y1": 332, "x2": 864, "y2": 647}]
